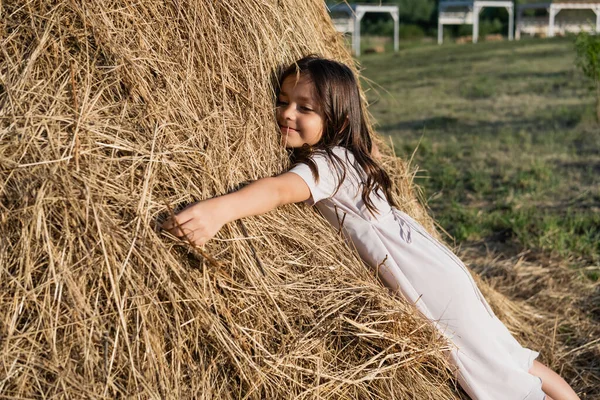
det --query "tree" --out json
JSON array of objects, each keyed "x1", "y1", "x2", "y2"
[{"x1": 574, "y1": 32, "x2": 600, "y2": 122}]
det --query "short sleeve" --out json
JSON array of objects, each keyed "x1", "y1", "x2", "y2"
[{"x1": 288, "y1": 153, "x2": 339, "y2": 205}]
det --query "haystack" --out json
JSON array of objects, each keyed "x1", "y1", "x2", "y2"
[{"x1": 0, "y1": 1, "x2": 547, "y2": 398}]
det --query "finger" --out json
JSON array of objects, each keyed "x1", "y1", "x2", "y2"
[
  {"x1": 163, "y1": 218, "x2": 191, "y2": 236},
  {"x1": 189, "y1": 235, "x2": 207, "y2": 247},
  {"x1": 162, "y1": 214, "x2": 193, "y2": 231},
  {"x1": 180, "y1": 229, "x2": 207, "y2": 247},
  {"x1": 162, "y1": 216, "x2": 177, "y2": 230},
  {"x1": 162, "y1": 201, "x2": 203, "y2": 230},
  {"x1": 172, "y1": 222, "x2": 207, "y2": 245},
  {"x1": 167, "y1": 221, "x2": 208, "y2": 246},
  {"x1": 164, "y1": 224, "x2": 208, "y2": 247}
]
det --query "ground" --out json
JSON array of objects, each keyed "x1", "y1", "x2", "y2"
[{"x1": 360, "y1": 36, "x2": 600, "y2": 397}]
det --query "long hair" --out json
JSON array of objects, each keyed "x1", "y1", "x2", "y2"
[{"x1": 278, "y1": 55, "x2": 396, "y2": 214}]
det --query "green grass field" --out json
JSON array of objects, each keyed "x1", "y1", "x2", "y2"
[{"x1": 360, "y1": 37, "x2": 599, "y2": 277}]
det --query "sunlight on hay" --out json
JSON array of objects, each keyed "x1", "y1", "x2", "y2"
[{"x1": 0, "y1": 1, "x2": 461, "y2": 398}]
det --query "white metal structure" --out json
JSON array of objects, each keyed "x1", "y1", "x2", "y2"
[
  {"x1": 329, "y1": 4, "x2": 399, "y2": 56},
  {"x1": 516, "y1": 2, "x2": 600, "y2": 39},
  {"x1": 438, "y1": 1, "x2": 515, "y2": 44}
]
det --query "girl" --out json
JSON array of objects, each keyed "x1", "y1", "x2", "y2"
[{"x1": 162, "y1": 56, "x2": 579, "y2": 400}]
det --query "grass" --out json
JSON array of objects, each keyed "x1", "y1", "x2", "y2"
[{"x1": 360, "y1": 37, "x2": 600, "y2": 275}]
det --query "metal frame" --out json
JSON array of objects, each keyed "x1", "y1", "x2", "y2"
[
  {"x1": 438, "y1": 0, "x2": 515, "y2": 44},
  {"x1": 329, "y1": 4, "x2": 399, "y2": 56},
  {"x1": 515, "y1": 2, "x2": 600, "y2": 39}
]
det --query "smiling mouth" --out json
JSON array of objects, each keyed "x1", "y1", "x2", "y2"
[{"x1": 280, "y1": 125, "x2": 298, "y2": 133}]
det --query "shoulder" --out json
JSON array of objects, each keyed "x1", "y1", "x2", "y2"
[
  {"x1": 294, "y1": 146, "x2": 349, "y2": 167},
  {"x1": 291, "y1": 146, "x2": 356, "y2": 176},
  {"x1": 316, "y1": 146, "x2": 355, "y2": 165},
  {"x1": 328, "y1": 147, "x2": 361, "y2": 177},
  {"x1": 331, "y1": 146, "x2": 353, "y2": 159}
]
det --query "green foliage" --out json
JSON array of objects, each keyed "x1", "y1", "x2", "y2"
[
  {"x1": 399, "y1": 24, "x2": 425, "y2": 39},
  {"x1": 457, "y1": 18, "x2": 503, "y2": 37},
  {"x1": 574, "y1": 32, "x2": 600, "y2": 121},
  {"x1": 362, "y1": 18, "x2": 395, "y2": 36},
  {"x1": 575, "y1": 32, "x2": 600, "y2": 84},
  {"x1": 395, "y1": 0, "x2": 436, "y2": 23}
]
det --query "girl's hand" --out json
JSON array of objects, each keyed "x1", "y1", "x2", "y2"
[
  {"x1": 162, "y1": 173, "x2": 310, "y2": 247},
  {"x1": 162, "y1": 199, "x2": 225, "y2": 247}
]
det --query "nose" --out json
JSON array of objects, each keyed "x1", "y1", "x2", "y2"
[{"x1": 279, "y1": 103, "x2": 295, "y2": 121}]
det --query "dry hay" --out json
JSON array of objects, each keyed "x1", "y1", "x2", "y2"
[
  {"x1": 462, "y1": 246, "x2": 600, "y2": 398},
  {"x1": 0, "y1": 1, "x2": 457, "y2": 398},
  {"x1": 0, "y1": 0, "x2": 581, "y2": 399}
]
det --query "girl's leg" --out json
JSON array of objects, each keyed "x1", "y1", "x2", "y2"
[{"x1": 528, "y1": 360, "x2": 579, "y2": 400}]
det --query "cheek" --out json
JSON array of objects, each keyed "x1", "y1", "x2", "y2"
[
  {"x1": 314, "y1": 119, "x2": 325, "y2": 136},
  {"x1": 315, "y1": 124, "x2": 324, "y2": 137}
]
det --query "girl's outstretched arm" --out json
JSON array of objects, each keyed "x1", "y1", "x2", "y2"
[{"x1": 162, "y1": 172, "x2": 311, "y2": 246}]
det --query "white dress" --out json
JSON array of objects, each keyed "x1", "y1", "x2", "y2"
[{"x1": 289, "y1": 147, "x2": 545, "y2": 400}]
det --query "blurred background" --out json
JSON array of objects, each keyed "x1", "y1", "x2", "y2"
[{"x1": 326, "y1": 0, "x2": 599, "y2": 287}]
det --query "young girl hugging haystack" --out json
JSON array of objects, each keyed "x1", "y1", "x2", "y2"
[{"x1": 162, "y1": 56, "x2": 579, "y2": 400}]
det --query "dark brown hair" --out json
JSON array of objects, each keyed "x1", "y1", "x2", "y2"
[{"x1": 278, "y1": 55, "x2": 396, "y2": 214}]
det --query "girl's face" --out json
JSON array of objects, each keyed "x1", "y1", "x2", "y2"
[{"x1": 276, "y1": 74, "x2": 324, "y2": 148}]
